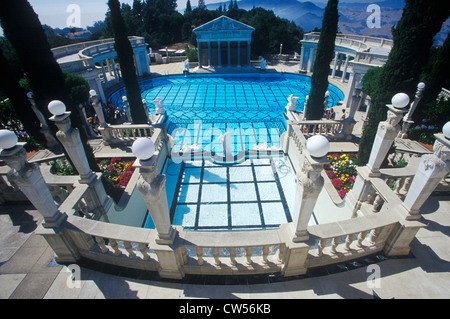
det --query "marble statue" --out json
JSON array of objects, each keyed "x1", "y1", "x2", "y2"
[
  {"x1": 286, "y1": 94, "x2": 299, "y2": 112},
  {"x1": 151, "y1": 97, "x2": 166, "y2": 115}
]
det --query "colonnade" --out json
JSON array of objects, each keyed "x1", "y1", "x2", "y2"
[{"x1": 198, "y1": 40, "x2": 251, "y2": 68}]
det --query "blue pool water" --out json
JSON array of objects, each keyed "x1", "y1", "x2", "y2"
[
  {"x1": 108, "y1": 73, "x2": 343, "y2": 230},
  {"x1": 108, "y1": 73, "x2": 344, "y2": 154}
]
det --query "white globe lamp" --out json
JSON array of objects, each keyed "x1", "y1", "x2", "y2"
[
  {"x1": 418, "y1": 82, "x2": 426, "y2": 90},
  {"x1": 0, "y1": 129, "x2": 18, "y2": 150},
  {"x1": 132, "y1": 138, "x2": 155, "y2": 161},
  {"x1": 443, "y1": 121, "x2": 450, "y2": 139},
  {"x1": 89, "y1": 89, "x2": 97, "y2": 97},
  {"x1": 391, "y1": 93, "x2": 410, "y2": 109},
  {"x1": 48, "y1": 100, "x2": 67, "y2": 116},
  {"x1": 306, "y1": 135, "x2": 330, "y2": 158}
]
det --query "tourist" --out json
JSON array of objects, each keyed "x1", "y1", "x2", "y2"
[{"x1": 330, "y1": 108, "x2": 336, "y2": 120}]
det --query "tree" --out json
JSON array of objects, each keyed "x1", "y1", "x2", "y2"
[
  {"x1": 305, "y1": 0, "x2": 339, "y2": 120},
  {"x1": 185, "y1": 0, "x2": 193, "y2": 15},
  {"x1": 108, "y1": 0, "x2": 147, "y2": 124},
  {"x1": 0, "y1": 47, "x2": 43, "y2": 144},
  {"x1": 198, "y1": 0, "x2": 207, "y2": 10},
  {"x1": 0, "y1": 0, "x2": 98, "y2": 172},
  {"x1": 358, "y1": 0, "x2": 450, "y2": 165}
]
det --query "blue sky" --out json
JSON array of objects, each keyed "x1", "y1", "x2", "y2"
[{"x1": 24, "y1": 0, "x2": 377, "y2": 29}]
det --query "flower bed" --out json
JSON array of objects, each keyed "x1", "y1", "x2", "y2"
[
  {"x1": 324, "y1": 153, "x2": 358, "y2": 199},
  {"x1": 97, "y1": 157, "x2": 136, "y2": 202}
]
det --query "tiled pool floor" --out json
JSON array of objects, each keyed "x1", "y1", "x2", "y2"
[{"x1": 163, "y1": 157, "x2": 296, "y2": 230}]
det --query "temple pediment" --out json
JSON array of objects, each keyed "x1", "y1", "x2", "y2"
[{"x1": 193, "y1": 15, "x2": 255, "y2": 32}]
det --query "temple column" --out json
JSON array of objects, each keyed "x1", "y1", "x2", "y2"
[
  {"x1": 111, "y1": 57, "x2": 119, "y2": 81},
  {"x1": 197, "y1": 41, "x2": 202, "y2": 68},
  {"x1": 227, "y1": 41, "x2": 231, "y2": 66},
  {"x1": 207, "y1": 41, "x2": 212, "y2": 66},
  {"x1": 101, "y1": 60, "x2": 108, "y2": 87},
  {"x1": 247, "y1": 40, "x2": 251, "y2": 65},
  {"x1": 237, "y1": 41, "x2": 241, "y2": 66},
  {"x1": 331, "y1": 51, "x2": 339, "y2": 78},
  {"x1": 307, "y1": 47, "x2": 315, "y2": 72},
  {"x1": 299, "y1": 48, "x2": 305, "y2": 71},
  {"x1": 341, "y1": 54, "x2": 350, "y2": 82},
  {"x1": 217, "y1": 41, "x2": 222, "y2": 67}
]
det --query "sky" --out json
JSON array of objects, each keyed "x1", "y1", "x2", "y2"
[{"x1": 3, "y1": 0, "x2": 379, "y2": 30}]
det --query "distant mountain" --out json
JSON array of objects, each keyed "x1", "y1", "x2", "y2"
[{"x1": 205, "y1": 0, "x2": 449, "y2": 44}]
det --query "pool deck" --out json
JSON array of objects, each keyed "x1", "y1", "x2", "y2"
[{"x1": 1, "y1": 61, "x2": 449, "y2": 299}]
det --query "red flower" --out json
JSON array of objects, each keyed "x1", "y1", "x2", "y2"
[
  {"x1": 111, "y1": 157, "x2": 122, "y2": 164},
  {"x1": 326, "y1": 171, "x2": 336, "y2": 179},
  {"x1": 338, "y1": 189, "x2": 348, "y2": 199},
  {"x1": 332, "y1": 178, "x2": 343, "y2": 189}
]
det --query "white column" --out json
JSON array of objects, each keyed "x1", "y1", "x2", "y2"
[
  {"x1": 111, "y1": 57, "x2": 119, "y2": 80},
  {"x1": 207, "y1": 41, "x2": 211, "y2": 66},
  {"x1": 341, "y1": 54, "x2": 350, "y2": 82},
  {"x1": 331, "y1": 51, "x2": 339, "y2": 78},
  {"x1": 307, "y1": 47, "x2": 315, "y2": 72},
  {"x1": 95, "y1": 78, "x2": 107, "y2": 104},
  {"x1": 237, "y1": 41, "x2": 241, "y2": 66},
  {"x1": 247, "y1": 40, "x2": 251, "y2": 65},
  {"x1": 343, "y1": 72, "x2": 356, "y2": 108},
  {"x1": 197, "y1": 41, "x2": 203, "y2": 68},
  {"x1": 101, "y1": 60, "x2": 108, "y2": 87},
  {"x1": 217, "y1": 41, "x2": 221, "y2": 67},
  {"x1": 227, "y1": 41, "x2": 231, "y2": 66},
  {"x1": 299, "y1": 48, "x2": 305, "y2": 71}
]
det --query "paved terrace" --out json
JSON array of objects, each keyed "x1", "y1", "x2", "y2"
[{"x1": 1, "y1": 61, "x2": 448, "y2": 299}]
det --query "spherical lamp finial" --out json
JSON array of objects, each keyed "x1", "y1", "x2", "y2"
[
  {"x1": 89, "y1": 89, "x2": 97, "y2": 97},
  {"x1": 132, "y1": 138, "x2": 155, "y2": 161},
  {"x1": 391, "y1": 93, "x2": 410, "y2": 109},
  {"x1": 48, "y1": 100, "x2": 67, "y2": 116},
  {"x1": 418, "y1": 82, "x2": 426, "y2": 90},
  {"x1": 306, "y1": 135, "x2": 330, "y2": 158},
  {"x1": 443, "y1": 121, "x2": 450, "y2": 139},
  {"x1": 0, "y1": 129, "x2": 18, "y2": 150}
]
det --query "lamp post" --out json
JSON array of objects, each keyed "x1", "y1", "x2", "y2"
[
  {"x1": 0, "y1": 129, "x2": 66, "y2": 228},
  {"x1": 122, "y1": 96, "x2": 132, "y2": 123},
  {"x1": 89, "y1": 89, "x2": 113, "y2": 144},
  {"x1": 48, "y1": 100, "x2": 111, "y2": 220},
  {"x1": 132, "y1": 137, "x2": 175, "y2": 244},
  {"x1": 27, "y1": 92, "x2": 59, "y2": 148},
  {"x1": 366, "y1": 93, "x2": 409, "y2": 176},
  {"x1": 402, "y1": 121, "x2": 450, "y2": 220},
  {"x1": 398, "y1": 82, "x2": 426, "y2": 139},
  {"x1": 292, "y1": 134, "x2": 329, "y2": 242}
]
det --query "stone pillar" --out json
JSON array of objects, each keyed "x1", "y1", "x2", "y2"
[
  {"x1": 341, "y1": 54, "x2": 350, "y2": 83},
  {"x1": 402, "y1": 133, "x2": 449, "y2": 220},
  {"x1": 366, "y1": 104, "x2": 407, "y2": 176},
  {"x1": 227, "y1": 41, "x2": 231, "y2": 66},
  {"x1": 122, "y1": 96, "x2": 132, "y2": 123},
  {"x1": 134, "y1": 153, "x2": 176, "y2": 245},
  {"x1": 49, "y1": 105, "x2": 111, "y2": 219},
  {"x1": 94, "y1": 78, "x2": 107, "y2": 104},
  {"x1": 291, "y1": 150, "x2": 327, "y2": 242},
  {"x1": 111, "y1": 57, "x2": 119, "y2": 81},
  {"x1": 343, "y1": 72, "x2": 358, "y2": 108},
  {"x1": 90, "y1": 90, "x2": 113, "y2": 144},
  {"x1": 0, "y1": 142, "x2": 67, "y2": 228},
  {"x1": 331, "y1": 51, "x2": 339, "y2": 78}
]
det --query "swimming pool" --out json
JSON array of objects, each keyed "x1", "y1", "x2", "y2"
[
  {"x1": 108, "y1": 73, "x2": 344, "y2": 155},
  {"x1": 108, "y1": 73, "x2": 343, "y2": 230}
]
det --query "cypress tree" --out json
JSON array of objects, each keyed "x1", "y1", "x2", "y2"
[
  {"x1": 0, "y1": 48, "x2": 44, "y2": 144},
  {"x1": 0, "y1": 0, "x2": 98, "y2": 172},
  {"x1": 358, "y1": 0, "x2": 450, "y2": 165},
  {"x1": 108, "y1": 0, "x2": 148, "y2": 124},
  {"x1": 305, "y1": 0, "x2": 339, "y2": 120}
]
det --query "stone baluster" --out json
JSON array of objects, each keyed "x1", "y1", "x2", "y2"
[
  {"x1": 109, "y1": 238, "x2": 121, "y2": 256},
  {"x1": 330, "y1": 237, "x2": 340, "y2": 254},
  {"x1": 372, "y1": 194, "x2": 384, "y2": 212},
  {"x1": 318, "y1": 238, "x2": 327, "y2": 257},
  {"x1": 345, "y1": 233, "x2": 355, "y2": 251},
  {"x1": 245, "y1": 247, "x2": 253, "y2": 265},
  {"x1": 139, "y1": 243, "x2": 150, "y2": 260},
  {"x1": 95, "y1": 236, "x2": 108, "y2": 253},
  {"x1": 213, "y1": 247, "x2": 220, "y2": 266},
  {"x1": 196, "y1": 247, "x2": 204, "y2": 265},
  {"x1": 262, "y1": 245, "x2": 270, "y2": 264},
  {"x1": 230, "y1": 247, "x2": 237, "y2": 266},
  {"x1": 89, "y1": 90, "x2": 114, "y2": 144},
  {"x1": 356, "y1": 231, "x2": 368, "y2": 248},
  {"x1": 124, "y1": 241, "x2": 136, "y2": 258}
]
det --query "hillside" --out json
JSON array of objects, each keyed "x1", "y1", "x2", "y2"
[{"x1": 205, "y1": 0, "x2": 449, "y2": 44}]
